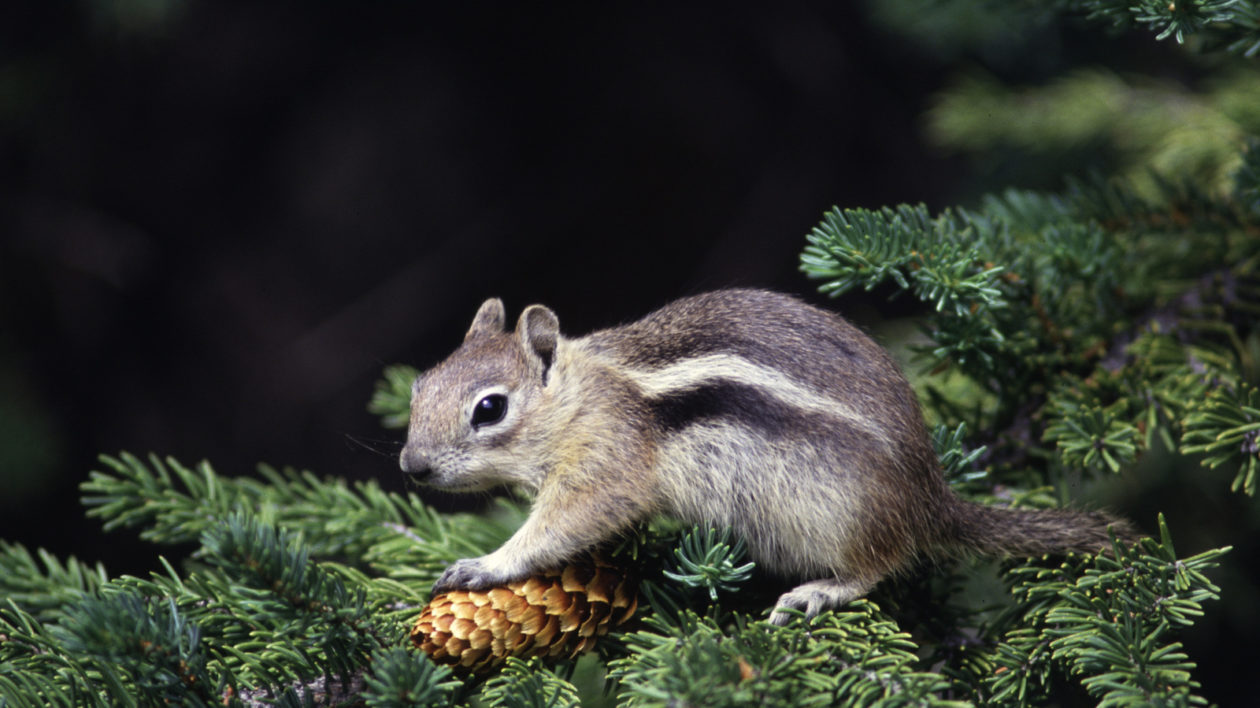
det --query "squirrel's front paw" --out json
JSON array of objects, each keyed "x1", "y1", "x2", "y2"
[{"x1": 432, "y1": 557, "x2": 506, "y2": 595}]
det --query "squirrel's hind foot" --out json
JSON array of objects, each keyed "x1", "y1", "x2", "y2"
[{"x1": 767, "y1": 576, "x2": 876, "y2": 626}]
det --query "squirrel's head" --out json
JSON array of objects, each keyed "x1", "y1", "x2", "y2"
[{"x1": 400, "y1": 297, "x2": 559, "y2": 492}]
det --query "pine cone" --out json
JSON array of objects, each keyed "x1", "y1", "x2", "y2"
[{"x1": 410, "y1": 559, "x2": 638, "y2": 673}]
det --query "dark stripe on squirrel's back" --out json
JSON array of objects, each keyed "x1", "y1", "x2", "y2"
[{"x1": 646, "y1": 379, "x2": 871, "y2": 450}]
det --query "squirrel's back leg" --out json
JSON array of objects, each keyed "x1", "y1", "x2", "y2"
[{"x1": 767, "y1": 576, "x2": 879, "y2": 626}]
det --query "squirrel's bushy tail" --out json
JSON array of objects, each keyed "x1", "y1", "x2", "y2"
[{"x1": 941, "y1": 499, "x2": 1137, "y2": 558}]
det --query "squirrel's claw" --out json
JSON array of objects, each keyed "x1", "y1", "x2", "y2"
[{"x1": 432, "y1": 556, "x2": 505, "y2": 595}]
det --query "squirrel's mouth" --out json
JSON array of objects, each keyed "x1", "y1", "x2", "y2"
[{"x1": 409, "y1": 470, "x2": 498, "y2": 494}]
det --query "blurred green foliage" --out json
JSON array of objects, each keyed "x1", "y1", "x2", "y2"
[{"x1": 929, "y1": 69, "x2": 1260, "y2": 198}]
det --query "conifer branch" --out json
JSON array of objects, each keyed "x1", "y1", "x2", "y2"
[
  {"x1": 661, "y1": 526, "x2": 755, "y2": 602},
  {"x1": 0, "y1": 542, "x2": 108, "y2": 619},
  {"x1": 360, "y1": 647, "x2": 461, "y2": 707},
  {"x1": 1182, "y1": 381, "x2": 1260, "y2": 494},
  {"x1": 608, "y1": 606, "x2": 966, "y2": 707},
  {"x1": 476, "y1": 657, "x2": 582, "y2": 708},
  {"x1": 80, "y1": 452, "x2": 520, "y2": 581},
  {"x1": 986, "y1": 516, "x2": 1227, "y2": 706},
  {"x1": 369, "y1": 365, "x2": 420, "y2": 430},
  {"x1": 1067, "y1": 0, "x2": 1260, "y2": 54}
]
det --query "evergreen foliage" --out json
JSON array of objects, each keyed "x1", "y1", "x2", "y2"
[
  {"x1": 369, "y1": 366, "x2": 421, "y2": 432},
  {"x1": 800, "y1": 163, "x2": 1259, "y2": 506},
  {"x1": 1064, "y1": 0, "x2": 1260, "y2": 53},
  {"x1": 360, "y1": 647, "x2": 460, "y2": 708},
  {"x1": 928, "y1": 69, "x2": 1260, "y2": 196},
  {"x1": 660, "y1": 526, "x2": 756, "y2": 602},
  {"x1": 983, "y1": 517, "x2": 1228, "y2": 706},
  {"x1": 476, "y1": 658, "x2": 581, "y2": 708},
  {"x1": 3, "y1": 3, "x2": 1256, "y2": 706},
  {"x1": 607, "y1": 606, "x2": 965, "y2": 707}
]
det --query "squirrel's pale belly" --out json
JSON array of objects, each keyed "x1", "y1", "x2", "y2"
[{"x1": 652, "y1": 419, "x2": 868, "y2": 578}]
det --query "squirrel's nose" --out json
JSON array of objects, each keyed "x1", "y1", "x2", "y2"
[{"x1": 399, "y1": 448, "x2": 433, "y2": 479}]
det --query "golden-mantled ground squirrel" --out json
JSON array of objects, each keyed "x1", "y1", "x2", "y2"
[{"x1": 400, "y1": 289, "x2": 1132, "y2": 624}]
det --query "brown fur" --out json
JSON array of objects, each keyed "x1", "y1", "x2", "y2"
[{"x1": 399, "y1": 289, "x2": 1134, "y2": 623}]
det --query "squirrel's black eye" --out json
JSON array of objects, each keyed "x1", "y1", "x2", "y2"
[{"x1": 471, "y1": 394, "x2": 508, "y2": 428}]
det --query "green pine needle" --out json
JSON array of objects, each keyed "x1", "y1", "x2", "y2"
[
  {"x1": 369, "y1": 365, "x2": 420, "y2": 430},
  {"x1": 932, "y1": 422, "x2": 989, "y2": 485},
  {"x1": 661, "y1": 526, "x2": 755, "y2": 601},
  {"x1": 52, "y1": 592, "x2": 217, "y2": 707},
  {"x1": 988, "y1": 515, "x2": 1227, "y2": 706},
  {"x1": 477, "y1": 657, "x2": 582, "y2": 708},
  {"x1": 361, "y1": 647, "x2": 461, "y2": 708},
  {"x1": 1182, "y1": 382, "x2": 1260, "y2": 495}
]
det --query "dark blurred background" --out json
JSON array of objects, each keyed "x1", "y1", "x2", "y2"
[{"x1": 1, "y1": 2, "x2": 1251, "y2": 702}]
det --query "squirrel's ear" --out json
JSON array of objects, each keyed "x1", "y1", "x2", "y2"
[
  {"x1": 465, "y1": 298, "x2": 506, "y2": 341},
  {"x1": 516, "y1": 304, "x2": 559, "y2": 379}
]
